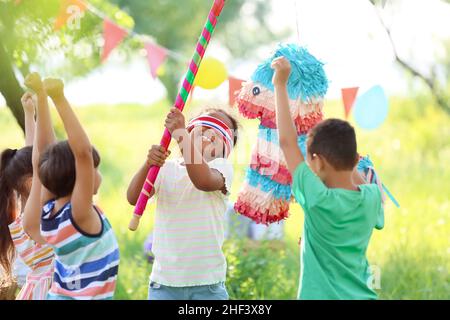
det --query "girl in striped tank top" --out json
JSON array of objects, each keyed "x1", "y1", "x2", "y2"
[
  {"x1": 22, "y1": 73, "x2": 119, "y2": 300},
  {"x1": 1, "y1": 92, "x2": 54, "y2": 300}
]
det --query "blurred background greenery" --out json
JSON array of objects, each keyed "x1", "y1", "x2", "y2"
[
  {"x1": 1, "y1": 96, "x2": 448, "y2": 299},
  {"x1": 0, "y1": 0, "x2": 449, "y2": 299}
]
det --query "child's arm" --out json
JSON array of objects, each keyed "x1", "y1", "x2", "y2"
[
  {"x1": 272, "y1": 57, "x2": 304, "y2": 174},
  {"x1": 44, "y1": 79, "x2": 98, "y2": 232},
  {"x1": 21, "y1": 92, "x2": 36, "y2": 146},
  {"x1": 23, "y1": 123, "x2": 47, "y2": 244},
  {"x1": 127, "y1": 145, "x2": 170, "y2": 205},
  {"x1": 22, "y1": 73, "x2": 54, "y2": 243},
  {"x1": 165, "y1": 108, "x2": 227, "y2": 193}
]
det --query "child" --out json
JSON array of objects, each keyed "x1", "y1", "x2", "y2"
[
  {"x1": 0, "y1": 92, "x2": 54, "y2": 300},
  {"x1": 23, "y1": 73, "x2": 119, "y2": 300},
  {"x1": 271, "y1": 57, "x2": 384, "y2": 300},
  {"x1": 127, "y1": 107, "x2": 238, "y2": 300}
]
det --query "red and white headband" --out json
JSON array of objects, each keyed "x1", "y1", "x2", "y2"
[{"x1": 186, "y1": 115, "x2": 234, "y2": 156}]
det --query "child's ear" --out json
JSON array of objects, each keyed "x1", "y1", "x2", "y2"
[
  {"x1": 354, "y1": 153, "x2": 360, "y2": 167},
  {"x1": 317, "y1": 156, "x2": 326, "y2": 171}
]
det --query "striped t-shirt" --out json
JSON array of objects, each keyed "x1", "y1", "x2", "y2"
[
  {"x1": 9, "y1": 214, "x2": 54, "y2": 300},
  {"x1": 150, "y1": 157, "x2": 233, "y2": 287},
  {"x1": 41, "y1": 201, "x2": 119, "y2": 300}
]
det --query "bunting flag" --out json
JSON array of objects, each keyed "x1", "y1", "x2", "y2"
[
  {"x1": 19, "y1": 0, "x2": 229, "y2": 83},
  {"x1": 341, "y1": 87, "x2": 359, "y2": 119},
  {"x1": 228, "y1": 76, "x2": 244, "y2": 106},
  {"x1": 54, "y1": 0, "x2": 87, "y2": 30},
  {"x1": 144, "y1": 42, "x2": 168, "y2": 78},
  {"x1": 101, "y1": 18, "x2": 128, "y2": 62}
]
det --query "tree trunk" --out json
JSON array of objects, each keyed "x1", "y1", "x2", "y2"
[{"x1": 0, "y1": 40, "x2": 25, "y2": 132}]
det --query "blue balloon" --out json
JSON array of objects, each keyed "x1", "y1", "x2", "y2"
[{"x1": 353, "y1": 85, "x2": 389, "y2": 130}]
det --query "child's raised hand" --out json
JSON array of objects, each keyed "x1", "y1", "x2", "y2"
[
  {"x1": 21, "y1": 92, "x2": 36, "y2": 114},
  {"x1": 147, "y1": 145, "x2": 171, "y2": 167},
  {"x1": 43, "y1": 78, "x2": 64, "y2": 100},
  {"x1": 164, "y1": 107, "x2": 186, "y2": 135},
  {"x1": 24, "y1": 72, "x2": 44, "y2": 93},
  {"x1": 271, "y1": 57, "x2": 291, "y2": 87}
]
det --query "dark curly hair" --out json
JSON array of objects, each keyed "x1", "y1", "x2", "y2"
[{"x1": 308, "y1": 119, "x2": 358, "y2": 170}]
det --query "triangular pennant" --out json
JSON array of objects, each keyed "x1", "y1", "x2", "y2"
[
  {"x1": 341, "y1": 87, "x2": 359, "y2": 119},
  {"x1": 228, "y1": 76, "x2": 245, "y2": 106},
  {"x1": 144, "y1": 42, "x2": 168, "y2": 79},
  {"x1": 54, "y1": 0, "x2": 87, "y2": 30},
  {"x1": 101, "y1": 19, "x2": 128, "y2": 62}
]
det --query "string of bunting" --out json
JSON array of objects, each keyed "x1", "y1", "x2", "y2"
[
  {"x1": 53, "y1": 0, "x2": 183, "y2": 76},
  {"x1": 16, "y1": 0, "x2": 390, "y2": 124}
]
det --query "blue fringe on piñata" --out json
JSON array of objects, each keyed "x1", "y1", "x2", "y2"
[
  {"x1": 246, "y1": 168, "x2": 292, "y2": 201},
  {"x1": 251, "y1": 43, "x2": 329, "y2": 101},
  {"x1": 357, "y1": 155, "x2": 400, "y2": 208}
]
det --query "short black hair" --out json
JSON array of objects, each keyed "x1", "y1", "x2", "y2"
[
  {"x1": 38, "y1": 140, "x2": 100, "y2": 198},
  {"x1": 308, "y1": 119, "x2": 358, "y2": 170}
]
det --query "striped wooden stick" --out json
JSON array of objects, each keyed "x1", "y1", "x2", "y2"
[{"x1": 129, "y1": 0, "x2": 226, "y2": 231}]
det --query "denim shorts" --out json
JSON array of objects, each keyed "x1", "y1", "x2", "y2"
[{"x1": 148, "y1": 281, "x2": 229, "y2": 300}]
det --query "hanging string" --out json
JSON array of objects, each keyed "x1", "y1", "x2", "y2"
[
  {"x1": 73, "y1": 0, "x2": 188, "y2": 62},
  {"x1": 293, "y1": 0, "x2": 301, "y2": 44}
]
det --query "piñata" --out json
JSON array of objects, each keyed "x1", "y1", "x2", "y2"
[{"x1": 234, "y1": 43, "x2": 398, "y2": 225}]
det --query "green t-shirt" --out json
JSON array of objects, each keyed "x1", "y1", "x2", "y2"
[{"x1": 292, "y1": 162, "x2": 384, "y2": 300}]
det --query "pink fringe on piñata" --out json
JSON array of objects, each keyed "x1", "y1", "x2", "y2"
[
  {"x1": 235, "y1": 200, "x2": 289, "y2": 224},
  {"x1": 234, "y1": 183, "x2": 290, "y2": 225},
  {"x1": 237, "y1": 99, "x2": 323, "y2": 134},
  {"x1": 236, "y1": 82, "x2": 323, "y2": 114}
]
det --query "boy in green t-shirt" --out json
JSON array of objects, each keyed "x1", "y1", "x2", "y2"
[{"x1": 271, "y1": 57, "x2": 384, "y2": 300}]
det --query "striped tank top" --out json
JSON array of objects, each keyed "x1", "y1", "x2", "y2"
[
  {"x1": 41, "y1": 200, "x2": 119, "y2": 300},
  {"x1": 8, "y1": 215, "x2": 54, "y2": 300}
]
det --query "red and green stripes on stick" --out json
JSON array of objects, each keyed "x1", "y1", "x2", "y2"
[{"x1": 129, "y1": 0, "x2": 226, "y2": 231}]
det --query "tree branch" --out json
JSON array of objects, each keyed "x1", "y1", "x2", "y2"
[{"x1": 369, "y1": 0, "x2": 450, "y2": 115}]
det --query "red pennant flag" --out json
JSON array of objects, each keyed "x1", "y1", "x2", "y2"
[
  {"x1": 54, "y1": 0, "x2": 87, "y2": 30},
  {"x1": 144, "y1": 42, "x2": 168, "y2": 79},
  {"x1": 101, "y1": 19, "x2": 128, "y2": 62},
  {"x1": 228, "y1": 76, "x2": 245, "y2": 106},
  {"x1": 341, "y1": 87, "x2": 359, "y2": 119}
]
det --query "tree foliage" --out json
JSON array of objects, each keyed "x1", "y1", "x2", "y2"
[
  {"x1": 0, "y1": 0, "x2": 286, "y2": 130},
  {"x1": 369, "y1": 0, "x2": 450, "y2": 115}
]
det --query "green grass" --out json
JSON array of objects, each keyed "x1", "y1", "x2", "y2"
[{"x1": 0, "y1": 96, "x2": 448, "y2": 300}]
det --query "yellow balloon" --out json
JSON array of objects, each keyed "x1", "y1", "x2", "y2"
[
  {"x1": 194, "y1": 57, "x2": 228, "y2": 90},
  {"x1": 156, "y1": 63, "x2": 166, "y2": 77}
]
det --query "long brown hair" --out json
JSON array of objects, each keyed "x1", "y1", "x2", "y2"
[{"x1": 0, "y1": 147, "x2": 33, "y2": 275}]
